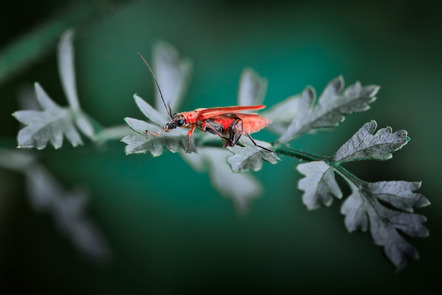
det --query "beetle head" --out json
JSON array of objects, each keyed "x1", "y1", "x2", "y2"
[{"x1": 164, "y1": 113, "x2": 186, "y2": 131}]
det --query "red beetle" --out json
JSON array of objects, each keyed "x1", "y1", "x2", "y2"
[{"x1": 138, "y1": 54, "x2": 273, "y2": 153}]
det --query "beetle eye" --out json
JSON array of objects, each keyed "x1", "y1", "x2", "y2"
[{"x1": 177, "y1": 119, "x2": 185, "y2": 126}]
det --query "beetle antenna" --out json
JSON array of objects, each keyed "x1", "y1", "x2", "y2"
[{"x1": 137, "y1": 53, "x2": 173, "y2": 119}]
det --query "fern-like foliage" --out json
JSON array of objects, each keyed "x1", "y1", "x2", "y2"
[
  {"x1": 10, "y1": 30, "x2": 430, "y2": 269},
  {"x1": 294, "y1": 121, "x2": 429, "y2": 269},
  {"x1": 13, "y1": 30, "x2": 129, "y2": 149},
  {"x1": 122, "y1": 43, "x2": 429, "y2": 269}
]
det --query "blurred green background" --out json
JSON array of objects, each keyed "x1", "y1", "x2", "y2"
[{"x1": 1, "y1": 0, "x2": 441, "y2": 293}]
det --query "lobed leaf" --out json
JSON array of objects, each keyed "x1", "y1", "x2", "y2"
[
  {"x1": 13, "y1": 83, "x2": 83, "y2": 149},
  {"x1": 366, "y1": 181, "x2": 430, "y2": 212},
  {"x1": 123, "y1": 114, "x2": 191, "y2": 157},
  {"x1": 297, "y1": 161, "x2": 343, "y2": 209},
  {"x1": 227, "y1": 136, "x2": 279, "y2": 172},
  {"x1": 278, "y1": 77, "x2": 378, "y2": 143},
  {"x1": 333, "y1": 121, "x2": 409, "y2": 163},
  {"x1": 341, "y1": 181, "x2": 429, "y2": 269}
]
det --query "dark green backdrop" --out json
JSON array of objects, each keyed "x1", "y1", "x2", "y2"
[{"x1": 1, "y1": 0, "x2": 441, "y2": 293}]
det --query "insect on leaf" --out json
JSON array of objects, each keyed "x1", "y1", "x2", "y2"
[
  {"x1": 123, "y1": 114, "x2": 190, "y2": 157},
  {"x1": 297, "y1": 161, "x2": 343, "y2": 209},
  {"x1": 278, "y1": 77, "x2": 379, "y2": 143},
  {"x1": 13, "y1": 83, "x2": 83, "y2": 149},
  {"x1": 333, "y1": 120, "x2": 409, "y2": 163},
  {"x1": 123, "y1": 95, "x2": 195, "y2": 157},
  {"x1": 341, "y1": 181, "x2": 429, "y2": 269}
]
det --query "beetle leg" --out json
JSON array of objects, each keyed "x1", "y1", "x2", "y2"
[
  {"x1": 224, "y1": 118, "x2": 243, "y2": 147},
  {"x1": 205, "y1": 121, "x2": 231, "y2": 142},
  {"x1": 186, "y1": 126, "x2": 195, "y2": 153},
  {"x1": 145, "y1": 125, "x2": 166, "y2": 136},
  {"x1": 226, "y1": 116, "x2": 274, "y2": 153},
  {"x1": 244, "y1": 131, "x2": 274, "y2": 153},
  {"x1": 206, "y1": 118, "x2": 273, "y2": 153}
]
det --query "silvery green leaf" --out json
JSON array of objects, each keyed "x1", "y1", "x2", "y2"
[
  {"x1": 124, "y1": 117, "x2": 162, "y2": 134},
  {"x1": 134, "y1": 94, "x2": 168, "y2": 125},
  {"x1": 13, "y1": 83, "x2": 83, "y2": 149},
  {"x1": 237, "y1": 68, "x2": 267, "y2": 106},
  {"x1": 278, "y1": 77, "x2": 379, "y2": 143},
  {"x1": 333, "y1": 121, "x2": 409, "y2": 163},
  {"x1": 57, "y1": 29, "x2": 80, "y2": 111},
  {"x1": 123, "y1": 117, "x2": 190, "y2": 157},
  {"x1": 341, "y1": 181, "x2": 428, "y2": 270},
  {"x1": 25, "y1": 163, "x2": 109, "y2": 261},
  {"x1": 366, "y1": 181, "x2": 430, "y2": 212},
  {"x1": 18, "y1": 85, "x2": 40, "y2": 110},
  {"x1": 297, "y1": 161, "x2": 343, "y2": 209},
  {"x1": 260, "y1": 93, "x2": 304, "y2": 134},
  {"x1": 75, "y1": 111, "x2": 95, "y2": 138},
  {"x1": 227, "y1": 136, "x2": 279, "y2": 172},
  {"x1": 153, "y1": 41, "x2": 192, "y2": 116},
  {"x1": 122, "y1": 132, "x2": 184, "y2": 157},
  {"x1": 181, "y1": 148, "x2": 262, "y2": 215}
]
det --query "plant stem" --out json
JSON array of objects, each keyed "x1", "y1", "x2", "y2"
[
  {"x1": 274, "y1": 146, "x2": 327, "y2": 162},
  {"x1": 274, "y1": 146, "x2": 366, "y2": 187},
  {"x1": 332, "y1": 164, "x2": 366, "y2": 188},
  {"x1": 95, "y1": 125, "x2": 131, "y2": 144}
]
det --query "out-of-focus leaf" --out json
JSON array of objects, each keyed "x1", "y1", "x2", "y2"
[
  {"x1": 0, "y1": 149, "x2": 35, "y2": 172},
  {"x1": 57, "y1": 30, "x2": 95, "y2": 138},
  {"x1": 237, "y1": 68, "x2": 267, "y2": 106},
  {"x1": 333, "y1": 121, "x2": 409, "y2": 163},
  {"x1": 278, "y1": 77, "x2": 378, "y2": 143},
  {"x1": 13, "y1": 83, "x2": 83, "y2": 149},
  {"x1": 261, "y1": 93, "x2": 303, "y2": 135},
  {"x1": 341, "y1": 181, "x2": 429, "y2": 269},
  {"x1": 227, "y1": 136, "x2": 279, "y2": 172},
  {"x1": 25, "y1": 163, "x2": 109, "y2": 261},
  {"x1": 0, "y1": 149, "x2": 109, "y2": 261},
  {"x1": 181, "y1": 148, "x2": 262, "y2": 215},
  {"x1": 297, "y1": 161, "x2": 342, "y2": 209},
  {"x1": 153, "y1": 41, "x2": 192, "y2": 116},
  {"x1": 57, "y1": 30, "x2": 79, "y2": 110}
]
